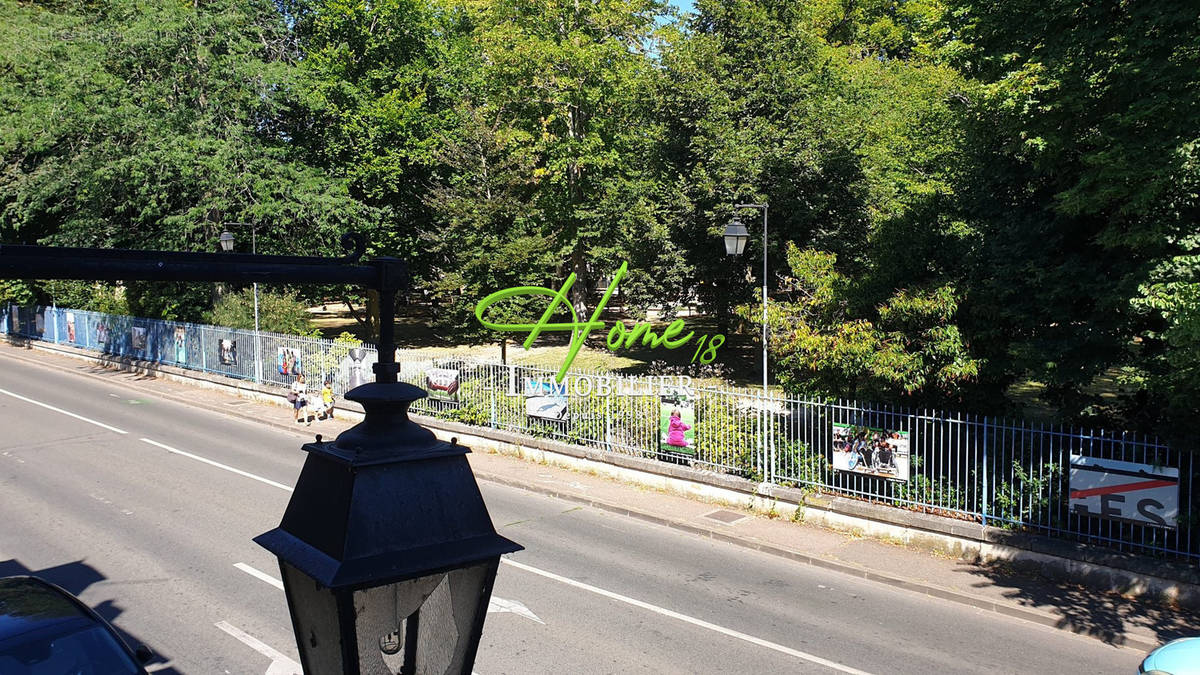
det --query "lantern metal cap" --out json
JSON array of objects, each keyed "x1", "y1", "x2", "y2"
[
  {"x1": 316, "y1": 381, "x2": 459, "y2": 466},
  {"x1": 254, "y1": 380, "x2": 522, "y2": 591}
]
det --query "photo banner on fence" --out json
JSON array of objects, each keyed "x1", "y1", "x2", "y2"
[
  {"x1": 339, "y1": 347, "x2": 373, "y2": 390},
  {"x1": 425, "y1": 367, "x2": 460, "y2": 402},
  {"x1": 659, "y1": 387, "x2": 696, "y2": 456},
  {"x1": 218, "y1": 339, "x2": 237, "y2": 365},
  {"x1": 174, "y1": 327, "x2": 187, "y2": 364},
  {"x1": 524, "y1": 378, "x2": 568, "y2": 421},
  {"x1": 277, "y1": 347, "x2": 302, "y2": 376},
  {"x1": 832, "y1": 423, "x2": 910, "y2": 481},
  {"x1": 1069, "y1": 455, "x2": 1178, "y2": 528}
]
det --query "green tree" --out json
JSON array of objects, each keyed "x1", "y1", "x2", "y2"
[
  {"x1": 207, "y1": 288, "x2": 313, "y2": 335},
  {"x1": 948, "y1": 0, "x2": 1200, "y2": 426},
  {"x1": 0, "y1": 0, "x2": 369, "y2": 320},
  {"x1": 749, "y1": 243, "x2": 978, "y2": 402},
  {"x1": 467, "y1": 0, "x2": 678, "y2": 316},
  {"x1": 661, "y1": 0, "x2": 976, "y2": 404}
]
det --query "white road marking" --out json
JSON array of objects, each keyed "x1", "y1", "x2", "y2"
[
  {"x1": 235, "y1": 563, "x2": 284, "y2": 590},
  {"x1": 236, "y1": 561, "x2": 544, "y2": 625},
  {"x1": 0, "y1": 386, "x2": 128, "y2": 434},
  {"x1": 502, "y1": 558, "x2": 874, "y2": 675},
  {"x1": 487, "y1": 596, "x2": 544, "y2": 624},
  {"x1": 215, "y1": 621, "x2": 300, "y2": 675},
  {"x1": 139, "y1": 438, "x2": 294, "y2": 492}
]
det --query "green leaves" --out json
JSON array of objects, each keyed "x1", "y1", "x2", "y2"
[
  {"x1": 745, "y1": 243, "x2": 978, "y2": 402},
  {"x1": 0, "y1": 0, "x2": 371, "y2": 319},
  {"x1": 3, "y1": 0, "x2": 1196, "y2": 431},
  {"x1": 207, "y1": 288, "x2": 313, "y2": 335}
]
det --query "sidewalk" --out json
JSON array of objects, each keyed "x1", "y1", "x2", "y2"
[{"x1": 3, "y1": 341, "x2": 1196, "y2": 653}]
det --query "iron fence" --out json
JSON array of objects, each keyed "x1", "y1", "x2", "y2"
[{"x1": 3, "y1": 304, "x2": 1195, "y2": 562}]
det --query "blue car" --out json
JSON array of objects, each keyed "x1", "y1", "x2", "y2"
[
  {"x1": 1140, "y1": 637, "x2": 1200, "y2": 674},
  {"x1": 0, "y1": 576, "x2": 151, "y2": 674}
]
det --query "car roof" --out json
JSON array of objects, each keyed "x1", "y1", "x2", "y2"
[
  {"x1": 1143, "y1": 637, "x2": 1200, "y2": 673},
  {"x1": 0, "y1": 577, "x2": 94, "y2": 641}
]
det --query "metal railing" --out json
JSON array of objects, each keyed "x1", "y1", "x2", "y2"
[{"x1": 3, "y1": 304, "x2": 1194, "y2": 562}]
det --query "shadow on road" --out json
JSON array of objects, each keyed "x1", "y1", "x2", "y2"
[
  {"x1": 954, "y1": 558, "x2": 1199, "y2": 648},
  {"x1": 0, "y1": 558, "x2": 182, "y2": 674}
]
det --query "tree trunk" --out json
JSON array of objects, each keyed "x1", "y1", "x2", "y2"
[{"x1": 570, "y1": 250, "x2": 590, "y2": 321}]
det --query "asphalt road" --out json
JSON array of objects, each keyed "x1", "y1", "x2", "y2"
[{"x1": 0, "y1": 354, "x2": 1145, "y2": 674}]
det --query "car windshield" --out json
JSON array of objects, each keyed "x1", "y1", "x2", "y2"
[{"x1": 0, "y1": 623, "x2": 140, "y2": 675}]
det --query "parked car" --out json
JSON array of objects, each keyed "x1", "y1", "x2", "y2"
[
  {"x1": 1140, "y1": 637, "x2": 1200, "y2": 674},
  {"x1": 0, "y1": 576, "x2": 151, "y2": 674}
]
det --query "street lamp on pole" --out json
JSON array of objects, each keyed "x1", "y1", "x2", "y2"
[
  {"x1": 724, "y1": 203, "x2": 768, "y2": 397},
  {"x1": 724, "y1": 202, "x2": 771, "y2": 481},
  {"x1": 221, "y1": 224, "x2": 261, "y2": 384}
]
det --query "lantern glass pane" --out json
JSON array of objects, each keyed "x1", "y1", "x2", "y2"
[
  {"x1": 281, "y1": 562, "x2": 344, "y2": 674},
  {"x1": 353, "y1": 562, "x2": 493, "y2": 675}
]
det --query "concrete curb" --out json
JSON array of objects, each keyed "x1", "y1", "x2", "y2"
[{"x1": 1, "y1": 341, "x2": 1189, "y2": 648}]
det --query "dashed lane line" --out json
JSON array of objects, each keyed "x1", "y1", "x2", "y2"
[
  {"x1": 234, "y1": 562, "x2": 284, "y2": 590},
  {"x1": 0, "y1": 386, "x2": 128, "y2": 434},
  {"x1": 140, "y1": 438, "x2": 294, "y2": 492}
]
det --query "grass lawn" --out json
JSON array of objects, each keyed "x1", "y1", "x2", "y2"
[{"x1": 306, "y1": 302, "x2": 777, "y2": 391}]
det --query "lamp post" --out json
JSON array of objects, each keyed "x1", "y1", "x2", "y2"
[
  {"x1": 220, "y1": 224, "x2": 261, "y2": 384},
  {"x1": 0, "y1": 236, "x2": 521, "y2": 674},
  {"x1": 724, "y1": 203, "x2": 771, "y2": 482},
  {"x1": 723, "y1": 203, "x2": 768, "y2": 397}
]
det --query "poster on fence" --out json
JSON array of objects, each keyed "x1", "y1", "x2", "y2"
[
  {"x1": 174, "y1": 327, "x2": 187, "y2": 364},
  {"x1": 66, "y1": 313, "x2": 76, "y2": 342},
  {"x1": 1069, "y1": 455, "x2": 1178, "y2": 528},
  {"x1": 218, "y1": 339, "x2": 237, "y2": 366},
  {"x1": 95, "y1": 322, "x2": 109, "y2": 344},
  {"x1": 277, "y1": 347, "x2": 302, "y2": 376},
  {"x1": 832, "y1": 423, "x2": 910, "y2": 481},
  {"x1": 339, "y1": 348, "x2": 373, "y2": 391},
  {"x1": 34, "y1": 310, "x2": 44, "y2": 337},
  {"x1": 659, "y1": 387, "x2": 696, "y2": 456},
  {"x1": 425, "y1": 368, "x2": 460, "y2": 402},
  {"x1": 131, "y1": 326, "x2": 147, "y2": 351},
  {"x1": 524, "y1": 378, "x2": 568, "y2": 421}
]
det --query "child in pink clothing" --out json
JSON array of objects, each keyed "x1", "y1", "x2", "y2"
[{"x1": 666, "y1": 409, "x2": 691, "y2": 448}]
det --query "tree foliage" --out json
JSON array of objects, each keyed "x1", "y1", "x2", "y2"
[
  {"x1": 2, "y1": 0, "x2": 1197, "y2": 432},
  {"x1": 0, "y1": 0, "x2": 370, "y2": 320},
  {"x1": 747, "y1": 244, "x2": 977, "y2": 402},
  {"x1": 946, "y1": 0, "x2": 1200, "y2": 425},
  {"x1": 207, "y1": 288, "x2": 313, "y2": 335}
]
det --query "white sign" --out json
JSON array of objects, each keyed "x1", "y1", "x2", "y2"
[{"x1": 1069, "y1": 455, "x2": 1178, "y2": 528}]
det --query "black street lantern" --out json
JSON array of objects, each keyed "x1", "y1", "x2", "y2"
[
  {"x1": 218, "y1": 230, "x2": 235, "y2": 252},
  {"x1": 723, "y1": 219, "x2": 749, "y2": 256},
  {"x1": 254, "y1": 380, "x2": 521, "y2": 674}
]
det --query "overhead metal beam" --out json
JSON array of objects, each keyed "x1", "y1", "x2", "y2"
[{"x1": 0, "y1": 233, "x2": 407, "y2": 382}]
